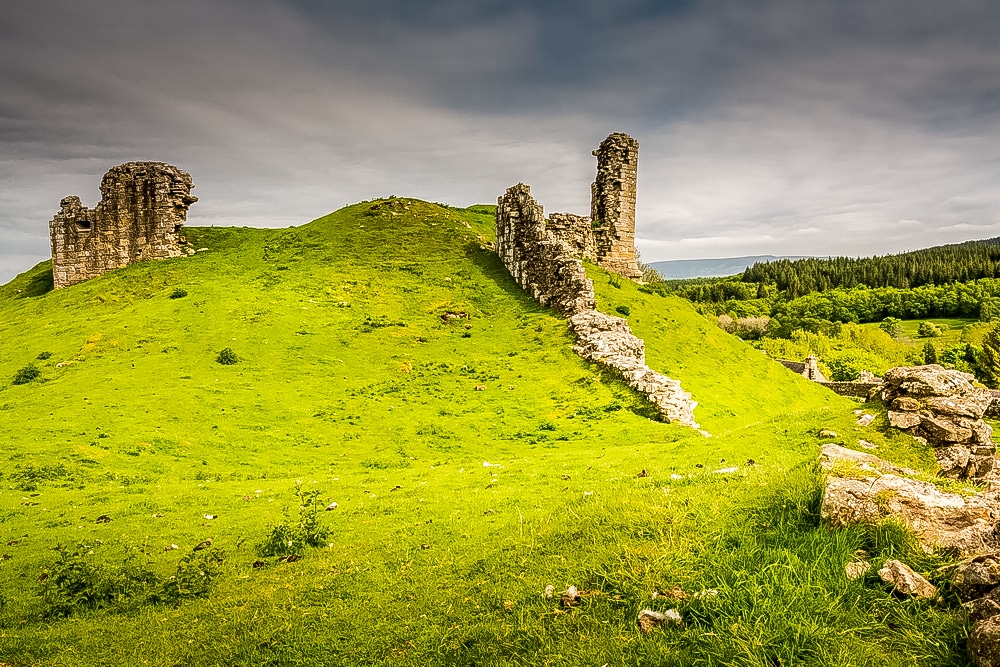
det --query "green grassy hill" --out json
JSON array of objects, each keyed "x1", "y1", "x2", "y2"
[{"x1": 0, "y1": 199, "x2": 968, "y2": 666}]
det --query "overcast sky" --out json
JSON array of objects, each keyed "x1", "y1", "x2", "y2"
[{"x1": 2, "y1": 0, "x2": 999, "y2": 283}]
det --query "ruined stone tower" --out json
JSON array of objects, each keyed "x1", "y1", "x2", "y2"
[
  {"x1": 49, "y1": 162, "x2": 197, "y2": 288},
  {"x1": 590, "y1": 132, "x2": 642, "y2": 280}
]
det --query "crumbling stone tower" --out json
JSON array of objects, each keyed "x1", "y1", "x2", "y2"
[
  {"x1": 590, "y1": 132, "x2": 642, "y2": 280},
  {"x1": 49, "y1": 162, "x2": 197, "y2": 288}
]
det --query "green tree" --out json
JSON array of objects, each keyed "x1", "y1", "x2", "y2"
[
  {"x1": 879, "y1": 317, "x2": 903, "y2": 338},
  {"x1": 922, "y1": 341, "x2": 937, "y2": 365},
  {"x1": 979, "y1": 324, "x2": 1000, "y2": 388}
]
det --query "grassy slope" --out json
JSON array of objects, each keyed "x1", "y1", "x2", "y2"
[{"x1": 0, "y1": 200, "x2": 969, "y2": 666}]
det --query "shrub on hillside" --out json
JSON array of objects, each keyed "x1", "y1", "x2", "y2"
[
  {"x1": 917, "y1": 321, "x2": 943, "y2": 337},
  {"x1": 36, "y1": 351, "x2": 52, "y2": 360},
  {"x1": 216, "y1": 348, "x2": 239, "y2": 365},
  {"x1": 922, "y1": 341, "x2": 938, "y2": 365},
  {"x1": 12, "y1": 363, "x2": 41, "y2": 385},
  {"x1": 615, "y1": 305, "x2": 631, "y2": 316},
  {"x1": 879, "y1": 317, "x2": 903, "y2": 338},
  {"x1": 734, "y1": 316, "x2": 771, "y2": 340},
  {"x1": 37, "y1": 541, "x2": 223, "y2": 617},
  {"x1": 169, "y1": 288, "x2": 188, "y2": 299},
  {"x1": 257, "y1": 483, "x2": 330, "y2": 558}
]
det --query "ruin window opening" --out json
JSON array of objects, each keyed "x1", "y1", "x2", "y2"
[{"x1": 76, "y1": 220, "x2": 92, "y2": 231}]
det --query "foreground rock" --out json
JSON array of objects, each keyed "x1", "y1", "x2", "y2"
[
  {"x1": 820, "y1": 444, "x2": 1000, "y2": 556},
  {"x1": 948, "y1": 555, "x2": 1000, "y2": 666},
  {"x1": 970, "y1": 616, "x2": 1000, "y2": 667},
  {"x1": 881, "y1": 365, "x2": 997, "y2": 481},
  {"x1": 877, "y1": 560, "x2": 937, "y2": 598}
]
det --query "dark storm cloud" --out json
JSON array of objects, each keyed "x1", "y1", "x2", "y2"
[{"x1": 1, "y1": 0, "x2": 999, "y2": 282}]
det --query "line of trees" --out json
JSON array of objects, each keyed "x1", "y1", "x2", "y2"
[{"x1": 741, "y1": 237, "x2": 1000, "y2": 297}]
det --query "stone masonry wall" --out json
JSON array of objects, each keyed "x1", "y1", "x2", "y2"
[
  {"x1": 49, "y1": 162, "x2": 197, "y2": 288},
  {"x1": 495, "y1": 184, "x2": 596, "y2": 316},
  {"x1": 547, "y1": 212, "x2": 596, "y2": 262},
  {"x1": 591, "y1": 133, "x2": 642, "y2": 280},
  {"x1": 496, "y1": 183, "x2": 700, "y2": 429}
]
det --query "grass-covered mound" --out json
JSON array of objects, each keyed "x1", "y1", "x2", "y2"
[{"x1": 0, "y1": 199, "x2": 969, "y2": 665}]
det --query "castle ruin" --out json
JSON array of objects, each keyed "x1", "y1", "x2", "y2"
[
  {"x1": 494, "y1": 133, "x2": 701, "y2": 429},
  {"x1": 49, "y1": 162, "x2": 197, "y2": 288},
  {"x1": 543, "y1": 132, "x2": 643, "y2": 281}
]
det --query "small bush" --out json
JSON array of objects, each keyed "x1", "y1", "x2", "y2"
[
  {"x1": 37, "y1": 541, "x2": 222, "y2": 617},
  {"x1": 257, "y1": 483, "x2": 330, "y2": 558},
  {"x1": 169, "y1": 288, "x2": 188, "y2": 299},
  {"x1": 12, "y1": 363, "x2": 41, "y2": 385},
  {"x1": 917, "y1": 321, "x2": 943, "y2": 338},
  {"x1": 615, "y1": 305, "x2": 631, "y2": 316},
  {"x1": 216, "y1": 348, "x2": 239, "y2": 365},
  {"x1": 36, "y1": 351, "x2": 52, "y2": 360}
]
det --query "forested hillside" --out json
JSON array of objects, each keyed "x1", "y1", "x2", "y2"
[{"x1": 742, "y1": 237, "x2": 1000, "y2": 297}]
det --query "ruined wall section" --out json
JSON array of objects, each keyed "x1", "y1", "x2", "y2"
[
  {"x1": 495, "y1": 184, "x2": 596, "y2": 316},
  {"x1": 49, "y1": 162, "x2": 197, "y2": 288},
  {"x1": 496, "y1": 183, "x2": 700, "y2": 429},
  {"x1": 547, "y1": 212, "x2": 596, "y2": 262},
  {"x1": 591, "y1": 133, "x2": 642, "y2": 280}
]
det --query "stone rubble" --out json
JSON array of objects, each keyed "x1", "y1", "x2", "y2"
[
  {"x1": 819, "y1": 444, "x2": 1000, "y2": 556},
  {"x1": 49, "y1": 162, "x2": 197, "y2": 288},
  {"x1": 881, "y1": 365, "x2": 997, "y2": 481},
  {"x1": 637, "y1": 608, "x2": 682, "y2": 632}
]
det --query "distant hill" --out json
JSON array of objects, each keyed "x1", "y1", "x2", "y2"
[{"x1": 649, "y1": 255, "x2": 810, "y2": 279}]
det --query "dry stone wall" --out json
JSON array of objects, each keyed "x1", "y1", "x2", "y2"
[
  {"x1": 49, "y1": 162, "x2": 197, "y2": 288},
  {"x1": 495, "y1": 183, "x2": 699, "y2": 429}
]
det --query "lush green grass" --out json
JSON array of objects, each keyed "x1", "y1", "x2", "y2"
[
  {"x1": 0, "y1": 199, "x2": 972, "y2": 665},
  {"x1": 859, "y1": 317, "x2": 977, "y2": 348}
]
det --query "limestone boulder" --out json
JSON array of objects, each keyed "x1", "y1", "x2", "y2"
[
  {"x1": 970, "y1": 615, "x2": 1000, "y2": 667},
  {"x1": 878, "y1": 560, "x2": 937, "y2": 598},
  {"x1": 820, "y1": 445, "x2": 1000, "y2": 556},
  {"x1": 920, "y1": 413, "x2": 973, "y2": 443},
  {"x1": 882, "y1": 364, "x2": 979, "y2": 398},
  {"x1": 954, "y1": 555, "x2": 1000, "y2": 600},
  {"x1": 888, "y1": 411, "x2": 922, "y2": 430},
  {"x1": 880, "y1": 364, "x2": 997, "y2": 482}
]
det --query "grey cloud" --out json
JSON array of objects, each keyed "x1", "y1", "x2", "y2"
[{"x1": 2, "y1": 0, "x2": 1000, "y2": 282}]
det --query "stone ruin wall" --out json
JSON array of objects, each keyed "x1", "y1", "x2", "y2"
[
  {"x1": 495, "y1": 182, "x2": 700, "y2": 429},
  {"x1": 546, "y1": 213, "x2": 596, "y2": 263},
  {"x1": 49, "y1": 162, "x2": 197, "y2": 288},
  {"x1": 591, "y1": 133, "x2": 642, "y2": 280},
  {"x1": 495, "y1": 184, "x2": 597, "y2": 316}
]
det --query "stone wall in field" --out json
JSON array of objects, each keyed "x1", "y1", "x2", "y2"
[
  {"x1": 49, "y1": 162, "x2": 197, "y2": 288},
  {"x1": 495, "y1": 181, "x2": 700, "y2": 429}
]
